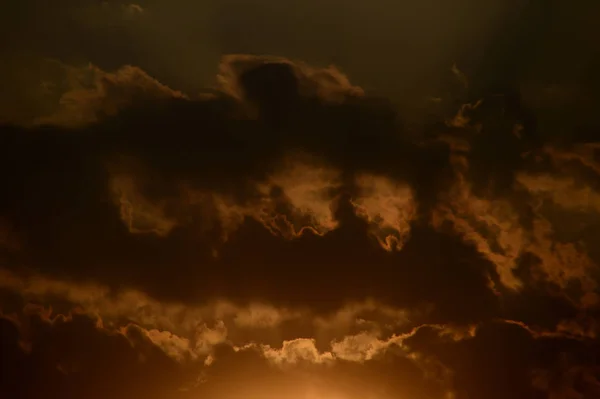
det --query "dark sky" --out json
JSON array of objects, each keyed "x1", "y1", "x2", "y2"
[{"x1": 1, "y1": 1, "x2": 600, "y2": 399}]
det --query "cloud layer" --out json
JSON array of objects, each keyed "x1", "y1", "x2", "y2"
[{"x1": 1, "y1": 13, "x2": 600, "y2": 396}]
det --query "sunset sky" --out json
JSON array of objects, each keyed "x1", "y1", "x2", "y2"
[{"x1": 1, "y1": 1, "x2": 600, "y2": 399}]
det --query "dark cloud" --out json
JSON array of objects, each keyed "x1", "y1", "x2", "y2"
[
  {"x1": 0, "y1": 55, "x2": 497, "y2": 317},
  {"x1": 4, "y1": 1, "x2": 600, "y2": 114},
  {"x1": 2, "y1": 2, "x2": 600, "y2": 397},
  {"x1": 0, "y1": 308, "x2": 184, "y2": 399},
  {"x1": 1, "y1": 52, "x2": 598, "y2": 308},
  {"x1": 405, "y1": 320, "x2": 600, "y2": 399},
  {"x1": 3, "y1": 304, "x2": 598, "y2": 399}
]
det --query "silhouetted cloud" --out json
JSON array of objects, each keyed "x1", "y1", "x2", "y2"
[{"x1": 2, "y1": 3, "x2": 600, "y2": 396}]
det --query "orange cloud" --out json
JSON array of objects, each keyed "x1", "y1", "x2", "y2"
[
  {"x1": 2, "y1": 269, "x2": 597, "y2": 399},
  {"x1": 107, "y1": 153, "x2": 342, "y2": 241},
  {"x1": 2, "y1": 44, "x2": 600, "y2": 399},
  {"x1": 0, "y1": 268, "x2": 418, "y2": 362},
  {"x1": 256, "y1": 155, "x2": 341, "y2": 238},
  {"x1": 259, "y1": 338, "x2": 335, "y2": 365},
  {"x1": 108, "y1": 172, "x2": 178, "y2": 236},
  {"x1": 352, "y1": 174, "x2": 417, "y2": 251},
  {"x1": 330, "y1": 331, "x2": 397, "y2": 362},
  {"x1": 432, "y1": 127, "x2": 599, "y2": 302},
  {"x1": 516, "y1": 172, "x2": 600, "y2": 213},
  {"x1": 433, "y1": 161, "x2": 525, "y2": 289},
  {"x1": 32, "y1": 61, "x2": 185, "y2": 127}
]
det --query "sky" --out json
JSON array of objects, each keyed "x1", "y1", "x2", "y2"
[{"x1": 1, "y1": 1, "x2": 600, "y2": 399}]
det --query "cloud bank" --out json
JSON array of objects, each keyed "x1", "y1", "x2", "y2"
[{"x1": 1, "y1": 24, "x2": 599, "y2": 399}]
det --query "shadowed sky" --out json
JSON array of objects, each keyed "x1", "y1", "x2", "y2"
[{"x1": 1, "y1": 1, "x2": 600, "y2": 399}]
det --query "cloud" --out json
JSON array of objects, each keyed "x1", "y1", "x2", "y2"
[
  {"x1": 109, "y1": 170, "x2": 179, "y2": 236},
  {"x1": 2, "y1": 306, "x2": 596, "y2": 399},
  {"x1": 0, "y1": 276, "x2": 444, "y2": 398},
  {"x1": 1, "y1": 54, "x2": 596, "y2": 318},
  {"x1": 0, "y1": 307, "x2": 183, "y2": 399},
  {"x1": 428, "y1": 108, "x2": 599, "y2": 309},
  {"x1": 330, "y1": 331, "x2": 397, "y2": 362},
  {"x1": 0, "y1": 58, "x2": 185, "y2": 127},
  {"x1": 35, "y1": 61, "x2": 185, "y2": 127},
  {"x1": 218, "y1": 54, "x2": 364, "y2": 104},
  {"x1": 259, "y1": 338, "x2": 334, "y2": 365},
  {"x1": 124, "y1": 4, "x2": 144, "y2": 15},
  {"x1": 0, "y1": 268, "x2": 415, "y2": 351},
  {"x1": 352, "y1": 174, "x2": 417, "y2": 251},
  {"x1": 257, "y1": 155, "x2": 342, "y2": 238},
  {"x1": 1, "y1": 47, "x2": 600, "y2": 399},
  {"x1": 403, "y1": 319, "x2": 600, "y2": 399},
  {"x1": 137, "y1": 326, "x2": 199, "y2": 362},
  {"x1": 1, "y1": 273, "x2": 598, "y2": 398}
]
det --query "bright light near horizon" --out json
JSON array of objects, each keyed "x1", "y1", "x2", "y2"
[{"x1": 301, "y1": 382, "x2": 387, "y2": 399}]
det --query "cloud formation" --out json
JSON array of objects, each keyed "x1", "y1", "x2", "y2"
[{"x1": 1, "y1": 10, "x2": 600, "y2": 395}]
